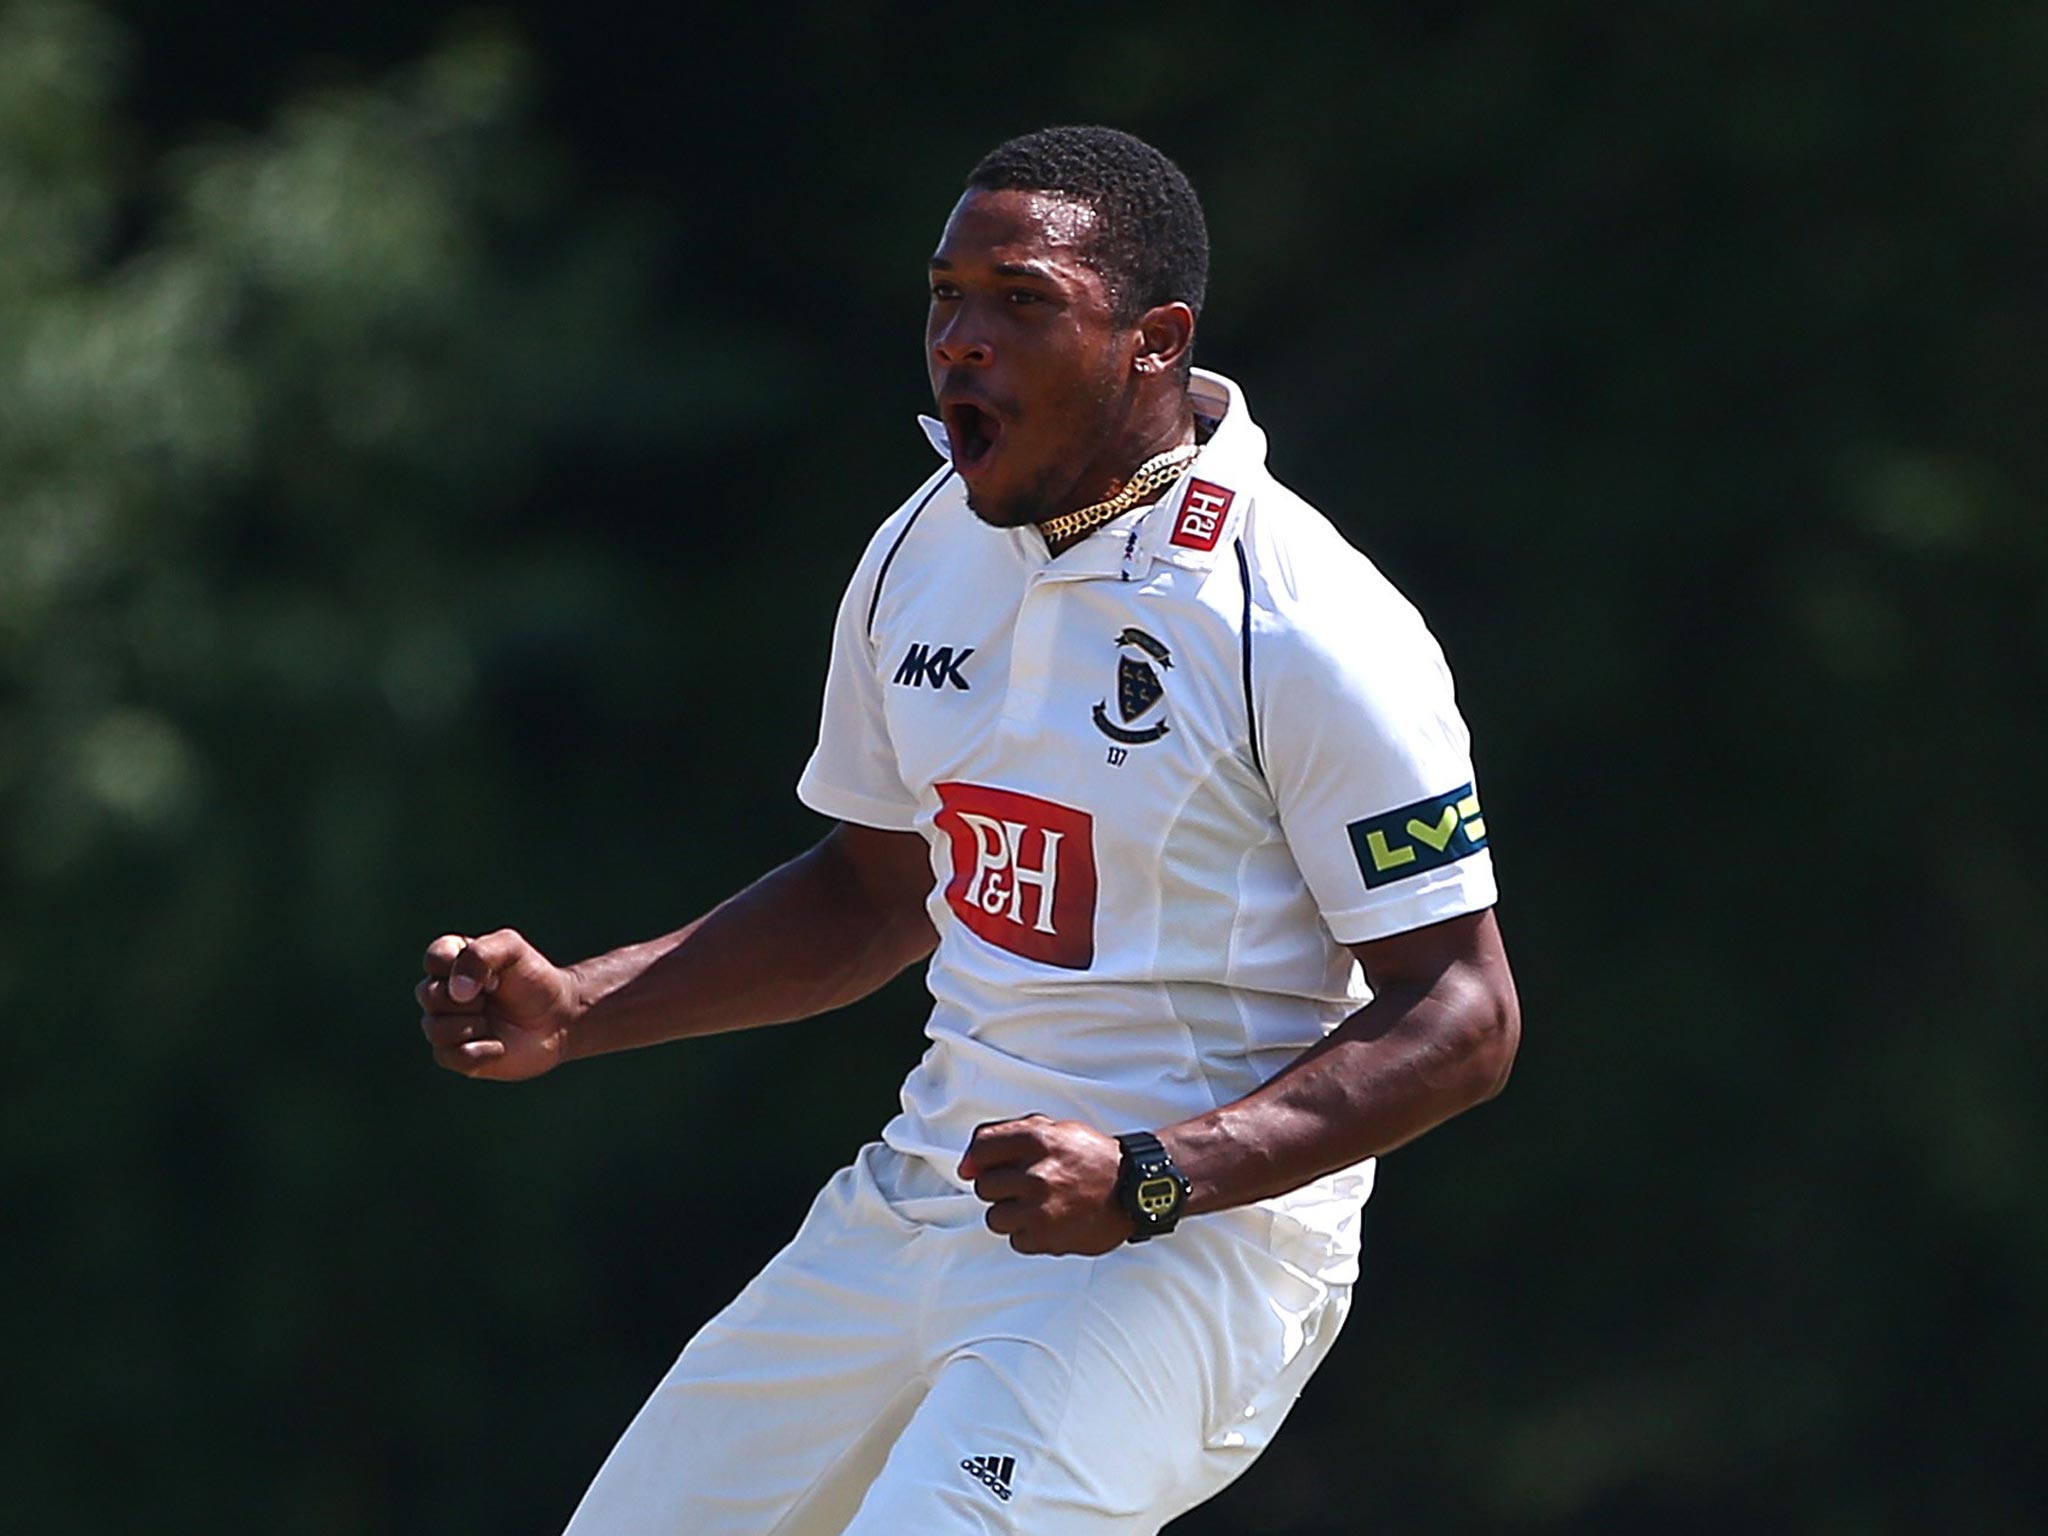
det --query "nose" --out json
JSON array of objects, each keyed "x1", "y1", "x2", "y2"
[{"x1": 929, "y1": 307, "x2": 993, "y2": 369}]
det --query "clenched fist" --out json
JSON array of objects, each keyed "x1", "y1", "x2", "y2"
[
  {"x1": 416, "y1": 928, "x2": 579, "y2": 1082},
  {"x1": 957, "y1": 1114, "x2": 1134, "y2": 1256}
]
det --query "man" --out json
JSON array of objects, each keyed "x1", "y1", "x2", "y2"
[{"x1": 417, "y1": 125, "x2": 1518, "y2": 1534}]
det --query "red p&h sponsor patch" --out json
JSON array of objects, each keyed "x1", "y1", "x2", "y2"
[
  {"x1": 1169, "y1": 479, "x2": 1235, "y2": 552},
  {"x1": 934, "y1": 783, "x2": 1096, "y2": 969}
]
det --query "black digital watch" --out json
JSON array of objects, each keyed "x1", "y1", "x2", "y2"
[{"x1": 1113, "y1": 1131, "x2": 1192, "y2": 1242}]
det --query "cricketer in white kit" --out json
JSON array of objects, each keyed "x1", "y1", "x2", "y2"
[{"x1": 417, "y1": 125, "x2": 1520, "y2": 1536}]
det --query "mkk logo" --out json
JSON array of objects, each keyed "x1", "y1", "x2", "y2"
[
  {"x1": 1346, "y1": 782, "x2": 1488, "y2": 890},
  {"x1": 893, "y1": 642, "x2": 973, "y2": 691},
  {"x1": 934, "y1": 783, "x2": 1096, "y2": 969},
  {"x1": 1169, "y1": 479, "x2": 1235, "y2": 552}
]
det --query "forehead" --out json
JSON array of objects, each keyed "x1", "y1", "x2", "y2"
[{"x1": 930, "y1": 187, "x2": 1106, "y2": 289}]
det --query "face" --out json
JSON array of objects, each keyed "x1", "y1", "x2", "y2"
[{"x1": 926, "y1": 188, "x2": 1144, "y2": 528}]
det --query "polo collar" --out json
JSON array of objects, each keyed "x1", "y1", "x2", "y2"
[
  {"x1": 1130, "y1": 369, "x2": 1263, "y2": 577},
  {"x1": 915, "y1": 367, "x2": 1266, "y2": 581}
]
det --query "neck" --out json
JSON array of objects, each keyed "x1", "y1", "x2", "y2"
[
  {"x1": 1038, "y1": 389, "x2": 1197, "y2": 549},
  {"x1": 1038, "y1": 432, "x2": 1201, "y2": 557},
  {"x1": 1114, "y1": 396, "x2": 1197, "y2": 485}
]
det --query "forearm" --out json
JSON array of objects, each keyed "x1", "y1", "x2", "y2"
[
  {"x1": 561, "y1": 830, "x2": 936, "y2": 1063},
  {"x1": 1162, "y1": 962, "x2": 1518, "y2": 1216}
]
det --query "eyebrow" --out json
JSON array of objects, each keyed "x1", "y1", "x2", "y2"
[{"x1": 927, "y1": 257, "x2": 1061, "y2": 281}]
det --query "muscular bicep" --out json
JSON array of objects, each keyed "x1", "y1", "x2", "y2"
[
  {"x1": 1351, "y1": 909, "x2": 1515, "y2": 1089},
  {"x1": 1347, "y1": 907, "x2": 1502, "y2": 988}
]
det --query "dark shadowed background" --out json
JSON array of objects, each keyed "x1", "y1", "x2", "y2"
[{"x1": 4, "y1": 2, "x2": 2044, "y2": 1531}]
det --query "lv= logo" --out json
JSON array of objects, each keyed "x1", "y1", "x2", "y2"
[
  {"x1": 1348, "y1": 783, "x2": 1489, "y2": 889},
  {"x1": 1368, "y1": 802, "x2": 1463, "y2": 862}
]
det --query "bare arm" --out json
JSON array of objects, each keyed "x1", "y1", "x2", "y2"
[
  {"x1": 1163, "y1": 906, "x2": 1519, "y2": 1213},
  {"x1": 559, "y1": 823, "x2": 937, "y2": 1058},
  {"x1": 960, "y1": 909, "x2": 1519, "y2": 1253},
  {"x1": 417, "y1": 823, "x2": 936, "y2": 1081}
]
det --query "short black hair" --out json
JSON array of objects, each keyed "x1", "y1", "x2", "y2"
[{"x1": 967, "y1": 126, "x2": 1209, "y2": 329}]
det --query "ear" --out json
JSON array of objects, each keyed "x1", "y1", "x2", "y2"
[{"x1": 1131, "y1": 301, "x2": 1196, "y2": 377}]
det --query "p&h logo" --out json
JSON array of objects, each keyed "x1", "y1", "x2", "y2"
[
  {"x1": 1169, "y1": 478, "x2": 1235, "y2": 552},
  {"x1": 934, "y1": 783, "x2": 1096, "y2": 969}
]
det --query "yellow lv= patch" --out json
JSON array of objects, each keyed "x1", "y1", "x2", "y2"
[
  {"x1": 1348, "y1": 781, "x2": 1488, "y2": 889},
  {"x1": 1406, "y1": 807, "x2": 1459, "y2": 851},
  {"x1": 1366, "y1": 831, "x2": 1417, "y2": 871}
]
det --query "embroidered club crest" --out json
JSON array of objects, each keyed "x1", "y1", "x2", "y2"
[{"x1": 1092, "y1": 627, "x2": 1172, "y2": 746}]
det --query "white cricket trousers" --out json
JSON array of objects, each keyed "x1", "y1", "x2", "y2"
[{"x1": 560, "y1": 1143, "x2": 1352, "y2": 1535}]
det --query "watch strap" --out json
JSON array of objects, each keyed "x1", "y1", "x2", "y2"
[{"x1": 1116, "y1": 1130, "x2": 1169, "y2": 1164}]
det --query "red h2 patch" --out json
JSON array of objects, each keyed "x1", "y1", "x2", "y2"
[
  {"x1": 934, "y1": 783, "x2": 1096, "y2": 969},
  {"x1": 1169, "y1": 479, "x2": 1235, "y2": 552}
]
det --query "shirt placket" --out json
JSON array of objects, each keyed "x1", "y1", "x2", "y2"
[
  {"x1": 1001, "y1": 570, "x2": 1061, "y2": 732},
  {"x1": 999, "y1": 544, "x2": 1123, "y2": 733}
]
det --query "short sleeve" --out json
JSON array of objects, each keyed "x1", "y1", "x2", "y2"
[
  {"x1": 794, "y1": 482, "x2": 940, "y2": 831},
  {"x1": 1255, "y1": 557, "x2": 1498, "y2": 946}
]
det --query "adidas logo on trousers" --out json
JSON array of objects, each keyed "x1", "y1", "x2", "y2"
[{"x1": 960, "y1": 1454, "x2": 1015, "y2": 1502}]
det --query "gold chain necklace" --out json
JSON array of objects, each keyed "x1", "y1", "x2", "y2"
[{"x1": 1036, "y1": 444, "x2": 1201, "y2": 546}]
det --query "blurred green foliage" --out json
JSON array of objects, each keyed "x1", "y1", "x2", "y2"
[{"x1": 3, "y1": 2, "x2": 2044, "y2": 1531}]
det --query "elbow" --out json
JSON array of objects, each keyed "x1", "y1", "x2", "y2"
[
  {"x1": 1460, "y1": 972, "x2": 1520, "y2": 1105},
  {"x1": 1476, "y1": 984, "x2": 1520, "y2": 1101}
]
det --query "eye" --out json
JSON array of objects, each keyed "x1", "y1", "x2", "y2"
[
  {"x1": 1006, "y1": 289, "x2": 1043, "y2": 305},
  {"x1": 929, "y1": 281, "x2": 960, "y2": 301}
]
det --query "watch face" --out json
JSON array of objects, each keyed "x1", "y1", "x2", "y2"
[{"x1": 1135, "y1": 1174, "x2": 1182, "y2": 1218}]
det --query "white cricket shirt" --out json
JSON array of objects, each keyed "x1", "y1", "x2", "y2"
[{"x1": 798, "y1": 370, "x2": 1497, "y2": 1276}]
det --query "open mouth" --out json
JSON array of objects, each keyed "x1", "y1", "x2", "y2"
[{"x1": 942, "y1": 400, "x2": 1004, "y2": 475}]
